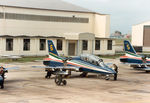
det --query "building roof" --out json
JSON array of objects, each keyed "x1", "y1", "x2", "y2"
[
  {"x1": 0, "y1": 0, "x2": 94, "y2": 13},
  {"x1": 0, "y1": 34, "x2": 64, "y2": 38}
]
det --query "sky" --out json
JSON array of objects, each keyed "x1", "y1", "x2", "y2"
[{"x1": 63, "y1": 0, "x2": 150, "y2": 34}]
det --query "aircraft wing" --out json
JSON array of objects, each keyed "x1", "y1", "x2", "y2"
[
  {"x1": 32, "y1": 66, "x2": 79, "y2": 71},
  {"x1": 133, "y1": 67, "x2": 150, "y2": 71},
  {"x1": 105, "y1": 63, "x2": 113, "y2": 66},
  {"x1": 68, "y1": 59, "x2": 115, "y2": 74},
  {"x1": 121, "y1": 63, "x2": 150, "y2": 65},
  {"x1": 5, "y1": 67, "x2": 19, "y2": 70},
  {"x1": 141, "y1": 67, "x2": 150, "y2": 71}
]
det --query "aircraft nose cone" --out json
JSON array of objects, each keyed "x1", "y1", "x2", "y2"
[{"x1": 107, "y1": 67, "x2": 116, "y2": 74}]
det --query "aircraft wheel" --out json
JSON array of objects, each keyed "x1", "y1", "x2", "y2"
[
  {"x1": 63, "y1": 80, "x2": 67, "y2": 85},
  {"x1": 64, "y1": 75, "x2": 71, "y2": 78},
  {"x1": 80, "y1": 72, "x2": 88, "y2": 77},
  {"x1": 146, "y1": 71, "x2": 150, "y2": 73},
  {"x1": 105, "y1": 75, "x2": 110, "y2": 80},
  {"x1": 45, "y1": 74, "x2": 51, "y2": 79},
  {"x1": 105, "y1": 77, "x2": 109, "y2": 80},
  {"x1": 55, "y1": 75, "x2": 62, "y2": 86}
]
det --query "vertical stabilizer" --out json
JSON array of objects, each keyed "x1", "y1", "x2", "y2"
[
  {"x1": 124, "y1": 40, "x2": 136, "y2": 54},
  {"x1": 47, "y1": 40, "x2": 59, "y2": 56}
]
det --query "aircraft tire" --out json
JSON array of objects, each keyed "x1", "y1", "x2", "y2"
[
  {"x1": 55, "y1": 75, "x2": 62, "y2": 86},
  {"x1": 146, "y1": 71, "x2": 150, "y2": 73},
  {"x1": 105, "y1": 77, "x2": 109, "y2": 80},
  {"x1": 80, "y1": 72, "x2": 88, "y2": 77},
  {"x1": 105, "y1": 75, "x2": 110, "y2": 80},
  {"x1": 63, "y1": 80, "x2": 67, "y2": 85},
  {"x1": 105, "y1": 78, "x2": 109, "y2": 80}
]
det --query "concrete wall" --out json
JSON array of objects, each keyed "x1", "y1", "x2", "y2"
[
  {"x1": 0, "y1": 37, "x2": 115, "y2": 56},
  {"x1": 94, "y1": 39, "x2": 115, "y2": 55},
  {"x1": 143, "y1": 47, "x2": 150, "y2": 52},
  {"x1": 0, "y1": 6, "x2": 113, "y2": 56},
  {"x1": 94, "y1": 14, "x2": 110, "y2": 38},
  {"x1": 132, "y1": 21, "x2": 150, "y2": 46},
  {"x1": 0, "y1": 6, "x2": 110, "y2": 38},
  {"x1": 114, "y1": 45, "x2": 123, "y2": 52},
  {"x1": 132, "y1": 24, "x2": 144, "y2": 46}
]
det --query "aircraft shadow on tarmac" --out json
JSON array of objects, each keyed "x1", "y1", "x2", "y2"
[
  {"x1": 128, "y1": 69, "x2": 150, "y2": 74},
  {"x1": 5, "y1": 79, "x2": 29, "y2": 83},
  {"x1": 47, "y1": 74, "x2": 115, "y2": 80}
]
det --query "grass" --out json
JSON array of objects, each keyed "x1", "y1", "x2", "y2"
[
  {"x1": 0, "y1": 56, "x2": 47, "y2": 63},
  {"x1": 4, "y1": 52, "x2": 150, "y2": 62},
  {"x1": 115, "y1": 38, "x2": 131, "y2": 46},
  {"x1": 0, "y1": 54, "x2": 124, "y2": 63}
]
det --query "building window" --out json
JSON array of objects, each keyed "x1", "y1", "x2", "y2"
[
  {"x1": 23, "y1": 39, "x2": 30, "y2": 51},
  {"x1": 0, "y1": 12, "x2": 4, "y2": 18},
  {"x1": 1, "y1": 12, "x2": 89, "y2": 23},
  {"x1": 57, "y1": 39, "x2": 63, "y2": 50},
  {"x1": 82, "y1": 40, "x2": 88, "y2": 50},
  {"x1": 40, "y1": 39, "x2": 46, "y2": 51},
  {"x1": 6, "y1": 38, "x2": 13, "y2": 51},
  {"x1": 107, "y1": 40, "x2": 112, "y2": 50},
  {"x1": 95, "y1": 40, "x2": 100, "y2": 50}
]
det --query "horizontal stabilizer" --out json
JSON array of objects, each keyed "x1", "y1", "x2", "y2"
[
  {"x1": 121, "y1": 62, "x2": 150, "y2": 65},
  {"x1": 5, "y1": 67, "x2": 19, "y2": 70},
  {"x1": 32, "y1": 66, "x2": 79, "y2": 71},
  {"x1": 56, "y1": 71, "x2": 68, "y2": 75}
]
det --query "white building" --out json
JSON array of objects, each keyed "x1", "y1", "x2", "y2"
[
  {"x1": 132, "y1": 21, "x2": 150, "y2": 52},
  {"x1": 0, "y1": 0, "x2": 115, "y2": 56}
]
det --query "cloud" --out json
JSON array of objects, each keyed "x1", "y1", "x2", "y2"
[
  {"x1": 63, "y1": 0, "x2": 150, "y2": 34},
  {"x1": 88, "y1": 0, "x2": 110, "y2": 3}
]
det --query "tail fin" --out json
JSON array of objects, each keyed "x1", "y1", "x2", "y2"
[
  {"x1": 124, "y1": 40, "x2": 136, "y2": 54},
  {"x1": 47, "y1": 40, "x2": 59, "y2": 56}
]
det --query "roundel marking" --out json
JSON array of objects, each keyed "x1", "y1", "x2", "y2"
[
  {"x1": 50, "y1": 45, "x2": 53, "y2": 51},
  {"x1": 127, "y1": 44, "x2": 130, "y2": 50}
]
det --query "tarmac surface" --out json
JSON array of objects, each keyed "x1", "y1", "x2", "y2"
[{"x1": 0, "y1": 58, "x2": 150, "y2": 103}]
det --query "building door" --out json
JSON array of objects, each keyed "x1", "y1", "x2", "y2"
[
  {"x1": 143, "y1": 26, "x2": 150, "y2": 47},
  {"x1": 68, "y1": 43, "x2": 75, "y2": 56}
]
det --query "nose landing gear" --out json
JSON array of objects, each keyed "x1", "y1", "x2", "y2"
[{"x1": 55, "y1": 74, "x2": 67, "y2": 86}]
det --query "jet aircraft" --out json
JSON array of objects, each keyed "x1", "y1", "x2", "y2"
[
  {"x1": 33, "y1": 40, "x2": 117, "y2": 86},
  {"x1": 120, "y1": 40, "x2": 150, "y2": 72}
]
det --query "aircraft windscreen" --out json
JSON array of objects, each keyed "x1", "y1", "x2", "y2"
[{"x1": 80, "y1": 54, "x2": 105, "y2": 67}]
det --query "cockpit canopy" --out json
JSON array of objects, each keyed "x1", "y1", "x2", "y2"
[{"x1": 80, "y1": 54, "x2": 103, "y2": 66}]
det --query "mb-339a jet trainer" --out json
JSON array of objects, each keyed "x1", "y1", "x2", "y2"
[
  {"x1": 120, "y1": 40, "x2": 150, "y2": 72},
  {"x1": 33, "y1": 40, "x2": 118, "y2": 86}
]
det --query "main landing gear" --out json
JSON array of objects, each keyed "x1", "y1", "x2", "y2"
[
  {"x1": 55, "y1": 74, "x2": 67, "y2": 86},
  {"x1": 104, "y1": 73, "x2": 118, "y2": 81},
  {"x1": 80, "y1": 72, "x2": 88, "y2": 77}
]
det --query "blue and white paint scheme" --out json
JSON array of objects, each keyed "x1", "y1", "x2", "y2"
[
  {"x1": 33, "y1": 40, "x2": 117, "y2": 85},
  {"x1": 120, "y1": 40, "x2": 150, "y2": 72},
  {"x1": 44, "y1": 40, "x2": 116, "y2": 74}
]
